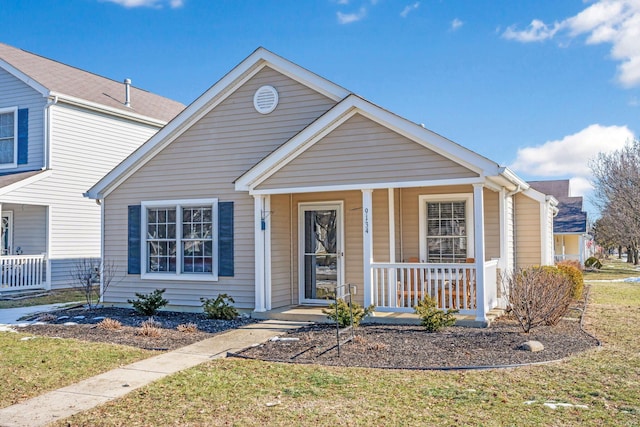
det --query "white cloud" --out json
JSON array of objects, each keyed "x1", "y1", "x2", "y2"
[
  {"x1": 502, "y1": 1, "x2": 640, "y2": 87},
  {"x1": 400, "y1": 2, "x2": 420, "y2": 18},
  {"x1": 337, "y1": 7, "x2": 366, "y2": 24},
  {"x1": 451, "y1": 18, "x2": 463, "y2": 31},
  {"x1": 102, "y1": 0, "x2": 183, "y2": 8},
  {"x1": 510, "y1": 124, "x2": 635, "y2": 197}
]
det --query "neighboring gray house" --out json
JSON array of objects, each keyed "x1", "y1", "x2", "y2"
[
  {"x1": 529, "y1": 180, "x2": 591, "y2": 264},
  {"x1": 87, "y1": 48, "x2": 557, "y2": 326},
  {"x1": 0, "y1": 42, "x2": 184, "y2": 292}
]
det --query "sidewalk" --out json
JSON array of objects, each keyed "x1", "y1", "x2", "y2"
[
  {"x1": 0, "y1": 319, "x2": 308, "y2": 427},
  {"x1": 0, "y1": 303, "x2": 82, "y2": 326}
]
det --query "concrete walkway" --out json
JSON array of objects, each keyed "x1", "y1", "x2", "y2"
[
  {"x1": 0, "y1": 303, "x2": 82, "y2": 325},
  {"x1": 0, "y1": 319, "x2": 308, "y2": 427}
]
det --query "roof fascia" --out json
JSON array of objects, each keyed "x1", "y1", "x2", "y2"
[
  {"x1": 87, "y1": 47, "x2": 349, "y2": 199},
  {"x1": 51, "y1": 92, "x2": 168, "y2": 127},
  {"x1": 0, "y1": 59, "x2": 50, "y2": 97},
  {"x1": 0, "y1": 170, "x2": 53, "y2": 197},
  {"x1": 236, "y1": 95, "x2": 501, "y2": 191}
]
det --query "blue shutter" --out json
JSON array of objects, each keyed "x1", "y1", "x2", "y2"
[
  {"x1": 128, "y1": 205, "x2": 142, "y2": 275},
  {"x1": 17, "y1": 109, "x2": 28, "y2": 165},
  {"x1": 218, "y1": 202, "x2": 234, "y2": 276}
]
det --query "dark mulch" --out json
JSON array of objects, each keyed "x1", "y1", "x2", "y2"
[
  {"x1": 18, "y1": 306, "x2": 255, "y2": 351},
  {"x1": 233, "y1": 314, "x2": 600, "y2": 369},
  {"x1": 16, "y1": 306, "x2": 600, "y2": 369}
]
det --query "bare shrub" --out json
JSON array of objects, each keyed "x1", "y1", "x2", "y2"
[
  {"x1": 136, "y1": 318, "x2": 163, "y2": 337},
  {"x1": 97, "y1": 318, "x2": 123, "y2": 330},
  {"x1": 69, "y1": 258, "x2": 121, "y2": 309},
  {"x1": 505, "y1": 266, "x2": 572, "y2": 333},
  {"x1": 177, "y1": 323, "x2": 198, "y2": 333}
]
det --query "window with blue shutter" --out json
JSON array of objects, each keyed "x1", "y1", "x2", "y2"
[
  {"x1": 128, "y1": 205, "x2": 142, "y2": 274},
  {"x1": 218, "y1": 201, "x2": 234, "y2": 276},
  {"x1": 17, "y1": 108, "x2": 28, "y2": 165}
]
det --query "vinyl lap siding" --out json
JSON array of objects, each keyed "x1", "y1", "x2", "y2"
[
  {"x1": 3, "y1": 203, "x2": 46, "y2": 254},
  {"x1": 270, "y1": 194, "x2": 293, "y2": 308},
  {"x1": 483, "y1": 189, "x2": 500, "y2": 260},
  {"x1": 257, "y1": 114, "x2": 478, "y2": 190},
  {"x1": 514, "y1": 193, "x2": 542, "y2": 268},
  {"x1": 103, "y1": 66, "x2": 337, "y2": 308},
  {"x1": 0, "y1": 68, "x2": 46, "y2": 171},
  {"x1": 3, "y1": 103, "x2": 159, "y2": 287}
]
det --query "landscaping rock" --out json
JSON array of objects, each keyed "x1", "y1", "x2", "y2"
[{"x1": 520, "y1": 340, "x2": 544, "y2": 352}]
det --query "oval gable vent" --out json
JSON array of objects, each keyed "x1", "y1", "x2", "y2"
[{"x1": 253, "y1": 85, "x2": 279, "y2": 114}]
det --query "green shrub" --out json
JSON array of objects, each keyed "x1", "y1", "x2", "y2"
[
  {"x1": 201, "y1": 294, "x2": 239, "y2": 320},
  {"x1": 584, "y1": 256, "x2": 603, "y2": 269},
  {"x1": 557, "y1": 262, "x2": 585, "y2": 300},
  {"x1": 414, "y1": 296, "x2": 458, "y2": 332},
  {"x1": 127, "y1": 288, "x2": 169, "y2": 316},
  {"x1": 322, "y1": 299, "x2": 374, "y2": 327}
]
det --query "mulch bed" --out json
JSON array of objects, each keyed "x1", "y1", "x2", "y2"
[
  {"x1": 15, "y1": 306, "x2": 600, "y2": 369},
  {"x1": 17, "y1": 306, "x2": 255, "y2": 351},
  {"x1": 233, "y1": 315, "x2": 600, "y2": 369}
]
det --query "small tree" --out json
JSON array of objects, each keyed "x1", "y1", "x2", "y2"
[
  {"x1": 69, "y1": 258, "x2": 120, "y2": 309},
  {"x1": 322, "y1": 299, "x2": 374, "y2": 327},
  {"x1": 201, "y1": 294, "x2": 239, "y2": 320},
  {"x1": 505, "y1": 266, "x2": 572, "y2": 333},
  {"x1": 128, "y1": 289, "x2": 169, "y2": 316},
  {"x1": 414, "y1": 296, "x2": 458, "y2": 332}
]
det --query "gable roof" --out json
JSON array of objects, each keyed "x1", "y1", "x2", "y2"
[
  {"x1": 86, "y1": 47, "x2": 528, "y2": 200},
  {"x1": 529, "y1": 180, "x2": 587, "y2": 233},
  {"x1": 0, "y1": 42, "x2": 184, "y2": 124}
]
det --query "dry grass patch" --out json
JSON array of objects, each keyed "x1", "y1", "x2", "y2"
[
  {"x1": 136, "y1": 318, "x2": 163, "y2": 337},
  {"x1": 97, "y1": 318, "x2": 123, "y2": 331},
  {"x1": 176, "y1": 323, "x2": 198, "y2": 333},
  {"x1": 0, "y1": 332, "x2": 153, "y2": 409},
  {"x1": 57, "y1": 276, "x2": 640, "y2": 426}
]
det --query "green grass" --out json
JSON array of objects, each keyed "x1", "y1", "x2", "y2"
[
  {"x1": 57, "y1": 260, "x2": 640, "y2": 427},
  {"x1": 0, "y1": 332, "x2": 154, "y2": 409},
  {"x1": 0, "y1": 287, "x2": 91, "y2": 309},
  {"x1": 583, "y1": 257, "x2": 640, "y2": 281}
]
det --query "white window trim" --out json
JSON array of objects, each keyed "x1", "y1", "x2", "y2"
[
  {"x1": 418, "y1": 194, "x2": 475, "y2": 263},
  {"x1": 141, "y1": 198, "x2": 219, "y2": 281},
  {"x1": 0, "y1": 107, "x2": 18, "y2": 169}
]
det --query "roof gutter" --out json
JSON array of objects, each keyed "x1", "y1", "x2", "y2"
[
  {"x1": 498, "y1": 166, "x2": 530, "y2": 191},
  {"x1": 48, "y1": 91, "x2": 168, "y2": 128}
]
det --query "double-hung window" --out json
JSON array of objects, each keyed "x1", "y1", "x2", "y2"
[
  {"x1": 0, "y1": 108, "x2": 17, "y2": 168},
  {"x1": 419, "y1": 194, "x2": 474, "y2": 263},
  {"x1": 142, "y1": 199, "x2": 218, "y2": 281}
]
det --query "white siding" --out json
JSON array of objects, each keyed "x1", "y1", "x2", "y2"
[
  {"x1": 3, "y1": 203, "x2": 47, "y2": 254},
  {"x1": 103, "y1": 66, "x2": 338, "y2": 308},
  {"x1": 2, "y1": 103, "x2": 160, "y2": 287},
  {"x1": 514, "y1": 193, "x2": 542, "y2": 268},
  {"x1": 0, "y1": 68, "x2": 46, "y2": 171}
]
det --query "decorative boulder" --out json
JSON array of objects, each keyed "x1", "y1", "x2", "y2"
[{"x1": 519, "y1": 340, "x2": 544, "y2": 352}]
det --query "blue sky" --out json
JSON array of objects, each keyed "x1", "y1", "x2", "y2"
[{"x1": 2, "y1": 0, "x2": 638, "y2": 214}]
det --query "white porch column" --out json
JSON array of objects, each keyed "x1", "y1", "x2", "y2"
[
  {"x1": 253, "y1": 195, "x2": 269, "y2": 312},
  {"x1": 362, "y1": 189, "x2": 373, "y2": 307},
  {"x1": 498, "y1": 188, "x2": 508, "y2": 272},
  {"x1": 387, "y1": 188, "x2": 396, "y2": 305},
  {"x1": 473, "y1": 184, "x2": 487, "y2": 323}
]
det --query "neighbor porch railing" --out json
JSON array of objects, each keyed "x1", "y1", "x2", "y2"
[
  {"x1": 0, "y1": 254, "x2": 47, "y2": 292},
  {"x1": 371, "y1": 260, "x2": 498, "y2": 317}
]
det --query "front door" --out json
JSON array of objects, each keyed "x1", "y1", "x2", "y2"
[{"x1": 299, "y1": 202, "x2": 343, "y2": 304}]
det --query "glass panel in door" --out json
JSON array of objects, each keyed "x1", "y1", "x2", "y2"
[{"x1": 301, "y1": 206, "x2": 340, "y2": 302}]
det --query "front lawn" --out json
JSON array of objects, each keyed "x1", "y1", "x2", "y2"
[
  {"x1": 0, "y1": 287, "x2": 90, "y2": 309},
  {"x1": 57, "y1": 268, "x2": 640, "y2": 426},
  {"x1": 0, "y1": 332, "x2": 154, "y2": 408}
]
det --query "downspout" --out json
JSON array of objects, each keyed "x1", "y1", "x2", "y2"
[{"x1": 43, "y1": 95, "x2": 58, "y2": 170}]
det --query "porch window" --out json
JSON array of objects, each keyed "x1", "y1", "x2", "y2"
[
  {"x1": 419, "y1": 194, "x2": 473, "y2": 263},
  {"x1": 0, "y1": 108, "x2": 17, "y2": 166},
  {"x1": 142, "y1": 199, "x2": 218, "y2": 280}
]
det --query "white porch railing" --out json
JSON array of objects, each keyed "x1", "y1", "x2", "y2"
[
  {"x1": 0, "y1": 254, "x2": 47, "y2": 292},
  {"x1": 554, "y1": 254, "x2": 580, "y2": 263},
  {"x1": 371, "y1": 260, "x2": 499, "y2": 317}
]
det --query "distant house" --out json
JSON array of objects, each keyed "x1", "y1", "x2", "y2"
[
  {"x1": 87, "y1": 48, "x2": 556, "y2": 325},
  {"x1": 0, "y1": 42, "x2": 184, "y2": 292},
  {"x1": 529, "y1": 180, "x2": 591, "y2": 264}
]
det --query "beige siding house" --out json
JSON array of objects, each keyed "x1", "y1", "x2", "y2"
[
  {"x1": 0, "y1": 43, "x2": 184, "y2": 291},
  {"x1": 87, "y1": 48, "x2": 556, "y2": 325}
]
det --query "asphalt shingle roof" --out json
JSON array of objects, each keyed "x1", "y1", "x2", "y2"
[
  {"x1": 0, "y1": 43, "x2": 184, "y2": 123},
  {"x1": 529, "y1": 180, "x2": 588, "y2": 234}
]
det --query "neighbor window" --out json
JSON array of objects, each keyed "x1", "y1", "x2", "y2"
[
  {"x1": 0, "y1": 108, "x2": 17, "y2": 166},
  {"x1": 142, "y1": 199, "x2": 218, "y2": 280},
  {"x1": 419, "y1": 194, "x2": 473, "y2": 263}
]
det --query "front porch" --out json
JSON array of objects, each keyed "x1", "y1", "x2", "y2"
[
  {"x1": 252, "y1": 304, "x2": 504, "y2": 328},
  {"x1": 0, "y1": 254, "x2": 47, "y2": 292},
  {"x1": 252, "y1": 183, "x2": 510, "y2": 325}
]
